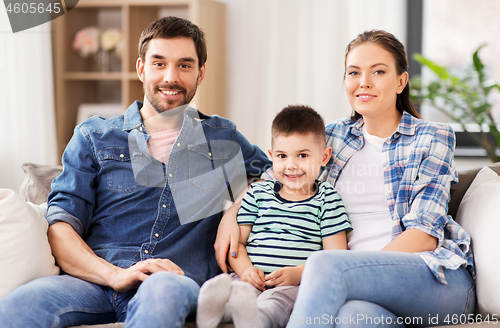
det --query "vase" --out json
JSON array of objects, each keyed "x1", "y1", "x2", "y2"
[{"x1": 97, "y1": 50, "x2": 110, "y2": 72}]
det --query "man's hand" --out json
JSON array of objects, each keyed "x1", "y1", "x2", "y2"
[
  {"x1": 240, "y1": 266, "x2": 265, "y2": 291},
  {"x1": 214, "y1": 202, "x2": 241, "y2": 272},
  {"x1": 265, "y1": 266, "x2": 303, "y2": 288},
  {"x1": 110, "y1": 258, "x2": 184, "y2": 293},
  {"x1": 48, "y1": 223, "x2": 185, "y2": 293}
]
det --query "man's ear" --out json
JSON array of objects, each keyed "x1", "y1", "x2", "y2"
[
  {"x1": 197, "y1": 64, "x2": 206, "y2": 86},
  {"x1": 136, "y1": 57, "x2": 144, "y2": 82},
  {"x1": 322, "y1": 147, "x2": 332, "y2": 166}
]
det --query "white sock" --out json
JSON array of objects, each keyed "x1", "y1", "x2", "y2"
[
  {"x1": 196, "y1": 274, "x2": 232, "y2": 328},
  {"x1": 228, "y1": 281, "x2": 259, "y2": 328}
]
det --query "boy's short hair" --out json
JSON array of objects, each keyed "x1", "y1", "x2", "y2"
[{"x1": 271, "y1": 105, "x2": 326, "y2": 147}]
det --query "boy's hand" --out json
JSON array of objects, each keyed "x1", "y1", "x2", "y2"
[
  {"x1": 265, "y1": 266, "x2": 303, "y2": 287},
  {"x1": 240, "y1": 266, "x2": 266, "y2": 291}
]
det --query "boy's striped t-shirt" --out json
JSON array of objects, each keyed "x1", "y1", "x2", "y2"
[{"x1": 237, "y1": 180, "x2": 351, "y2": 274}]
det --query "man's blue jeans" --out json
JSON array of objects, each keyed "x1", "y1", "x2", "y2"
[
  {"x1": 0, "y1": 271, "x2": 199, "y2": 328},
  {"x1": 287, "y1": 250, "x2": 475, "y2": 328}
]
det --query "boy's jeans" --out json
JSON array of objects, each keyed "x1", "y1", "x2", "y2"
[{"x1": 0, "y1": 271, "x2": 199, "y2": 328}]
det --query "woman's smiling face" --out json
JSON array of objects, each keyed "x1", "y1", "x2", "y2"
[{"x1": 344, "y1": 42, "x2": 408, "y2": 121}]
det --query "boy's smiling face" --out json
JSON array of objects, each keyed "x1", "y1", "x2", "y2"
[{"x1": 269, "y1": 133, "x2": 331, "y2": 200}]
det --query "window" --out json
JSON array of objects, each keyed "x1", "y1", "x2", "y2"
[{"x1": 418, "y1": 0, "x2": 500, "y2": 157}]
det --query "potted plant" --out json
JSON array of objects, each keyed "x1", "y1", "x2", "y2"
[{"x1": 410, "y1": 45, "x2": 500, "y2": 162}]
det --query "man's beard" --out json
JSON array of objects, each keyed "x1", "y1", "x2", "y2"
[{"x1": 144, "y1": 75, "x2": 199, "y2": 115}]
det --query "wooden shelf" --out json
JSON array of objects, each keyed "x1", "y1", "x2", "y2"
[
  {"x1": 64, "y1": 72, "x2": 124, "y2": 80},
  {"x1": 125, "y1": 72, "x2": 140, "y2": 80},
  {"x1": 52, "y1": 0, "x2": 226, "y2": 160}
]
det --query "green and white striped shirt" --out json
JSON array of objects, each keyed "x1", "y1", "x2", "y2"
[{"x1": 237, "y1": 180, "x2": 351, "y2": 274}]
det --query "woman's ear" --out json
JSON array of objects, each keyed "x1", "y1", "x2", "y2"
[{"x1": 397, "y1": 72, "x2": 409, "y2": 94}]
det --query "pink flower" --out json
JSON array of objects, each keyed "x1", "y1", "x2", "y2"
[{"x1": 73, "y1": 27, "x2": 100, "y2": 58}]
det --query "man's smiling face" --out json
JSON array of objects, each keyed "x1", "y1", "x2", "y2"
[{"x1": 137, "y1": 37, "x2": 205, "y2": 116}]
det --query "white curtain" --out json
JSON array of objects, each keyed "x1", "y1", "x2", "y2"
[
  {"x1": 0, "y1": 10, "x2": 57, "y2": 190},
  {"x1": 219, "y1": 0, "x2": 406, "y2": 152}
]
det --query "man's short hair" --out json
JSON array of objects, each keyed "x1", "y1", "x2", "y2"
[
  {"x1": 271, "y1": 105, "x2": 326, "y2": 147},
  {"x1": 138, "y1": 16, "x2": 207, "y2": 69}
]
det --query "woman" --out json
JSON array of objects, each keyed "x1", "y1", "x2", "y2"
[{"x1": 215, "y1": 30, "x2": 475, "y2": 327}]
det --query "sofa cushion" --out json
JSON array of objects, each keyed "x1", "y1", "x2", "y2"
[
  {"x1": 448, "y1": 162, "x2": 500, "y2": 219},
  {"x1": 0, "y1": 189, "x2": 60, "y2": 301},
  {"x1": 18, "y1": 162, "x2": 63, "y2": 205},
  {"x1": 455, "y1": 166, "x2": 500, "y2": 316}
]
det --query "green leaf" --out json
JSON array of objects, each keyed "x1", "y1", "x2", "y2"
[
  {"x1": 472, "y1": 44, "x2": 487, "y2": 84},
  {"x1": 482, "y1": 81, "x2": 500, "y2": 96},
  {"x1": 451, "y1": 76, "x2": 461, "y2": 86},
  {"x1": 413, "y1": 54, "x2": 450, "y2": 80},
  {"x1": 409, "y1": 76, "x2": 422, "y2": 89}
]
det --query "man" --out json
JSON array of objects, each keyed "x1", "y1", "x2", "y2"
[{"x1": 0, "y1": 16, "x2": 270, "y2": 328}]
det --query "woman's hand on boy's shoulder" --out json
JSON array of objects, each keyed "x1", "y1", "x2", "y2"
[{"x1": 265, "y1": 265, "x2": 304, "y2": 288}]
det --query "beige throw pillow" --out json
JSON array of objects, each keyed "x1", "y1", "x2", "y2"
[
  {"x1": 0, "y1": 189, "x2": 60, "y2": 301},
  {"x1": 18, "y1": 162, "x2": 63, "y2": 205},
  {"x1": 455, "y1": 167, "x2": 500, "y2": 316}
]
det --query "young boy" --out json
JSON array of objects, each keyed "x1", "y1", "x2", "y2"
[{"x1": 197, "y1": 105, "x2": 351, "y2": 328}]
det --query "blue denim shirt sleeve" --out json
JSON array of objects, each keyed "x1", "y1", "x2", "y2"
[
  {"x1": 203, "y1": 114, "x2": 271, "y2": 180},
  {"x1": 47, "y1": 125, "x2": 97, "y2": 235},
  {"x1": 46, "y1": 205, "x2": 85, "y2": 236},
  {"x1": 234, "y1": 128, "x2": 271, "y2": 179}
]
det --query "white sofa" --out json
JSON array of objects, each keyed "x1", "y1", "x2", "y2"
[{"x1": 1, "y1": 162, "x2": 500, "y2": 328}]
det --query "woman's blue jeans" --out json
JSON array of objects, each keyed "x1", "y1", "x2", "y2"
[
  {"x1": 0, "y1": 271, "x2": 199, "y2": 328},
  {"x1": 287, "y1": 250, "x2": 475, "y2": 328}
]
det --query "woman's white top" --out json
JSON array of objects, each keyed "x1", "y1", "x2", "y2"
[{"x1": 335, "y1": 125, "x2": 393, "y2": 251}]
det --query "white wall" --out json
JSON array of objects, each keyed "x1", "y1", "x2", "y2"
[{"x1": 217, "y1": 0, "x2": 407, "y2": 152}]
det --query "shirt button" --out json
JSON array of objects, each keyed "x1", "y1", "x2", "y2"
[
  {"x1": 168, "y1": 173, "x2": 173, "y2": 178},
  {"x1": 177, "y1": 143, "x2": 181, "y2": 147},
  {"x1": 144, "y1": 250, "x2": 149, "y2": 254},
  {"x1": 162, "y1": 204, "x2": 167, "y2": 208},
  {"x1": 155, "y1": 233, "x2": 159, "y2": 238},
  {"x1": 120, "y1": 154, "x2": 124, "y2": 158},
  {"x1": 208, "y1": 152, "x2": 212, "y2": 157},
  {"x1": 139, "y1": 126, "x2": 143, "y2": 132}
]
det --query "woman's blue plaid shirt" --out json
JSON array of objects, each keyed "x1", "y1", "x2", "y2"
[{"x1": 322, "y1": 111, "x2": 474, "y2": 284}]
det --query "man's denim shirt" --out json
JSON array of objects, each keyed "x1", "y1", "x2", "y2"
[{"x1": 47, "y1": 101, "x2": 271, "y2": 286}]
